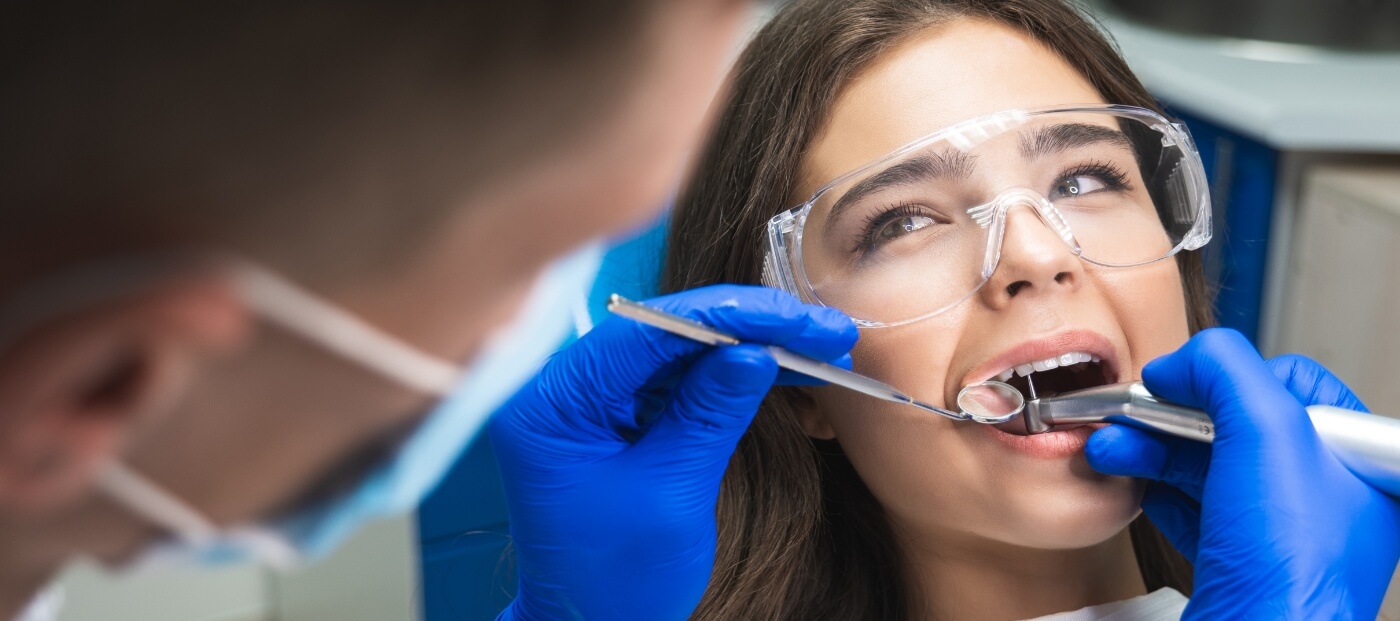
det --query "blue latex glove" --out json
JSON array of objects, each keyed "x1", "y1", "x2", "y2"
[
  {"x1": 489, "y1": 285, "x2": 857, "y2": 621},
  {"x1": 1086, "y1": 328, "x2": 1400, "y2": 619}
]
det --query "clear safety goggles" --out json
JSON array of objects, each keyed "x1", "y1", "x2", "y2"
[{"x1": 763, "y1": 105, "x2": 1211, "y2": 327}]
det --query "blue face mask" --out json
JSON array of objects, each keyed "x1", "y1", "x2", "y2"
[{"x1": 96, "y1": 243, "x2": 603, "y2": 570}]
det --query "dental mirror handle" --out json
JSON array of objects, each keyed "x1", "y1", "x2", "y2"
[
  {"x1": 761, "y1": 347, "x2": 899, "y2": 400},
  {"x1": 760, "y1": 346, "x2": 985, "y2": 421},
  {"x1": 1045, "y1": 382, "x2": 1400, "y2": 498},
  {"x1": 604, "y1": 294, "x2": 968, "y2": 420}
]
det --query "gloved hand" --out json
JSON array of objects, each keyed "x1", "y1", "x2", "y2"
[
  {"x1": 489, "y1": 285, "x2": 857, "y2": 621},
  {"x1": 1086, "y1": 328, "x2": 1400, "y2": 620}
]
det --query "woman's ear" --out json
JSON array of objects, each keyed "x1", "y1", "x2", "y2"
[
  {"x1": 0, "y1": 275, "x2": 249, "y2": 514},
  {"x1": 790, "y1": 387, "x2": 837, "y2": 440}
]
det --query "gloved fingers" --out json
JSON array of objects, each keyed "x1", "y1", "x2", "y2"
[
  {"x1": 579, "y1": 285, "x2": 856, "y2": 398},
  {"x1": 1086, "y1": 424, "x2": 1209, "y2": 501},
  {"x1": 649, "y1": 285, "x2": 858, "y2": 360},
  {"x1": 633, "y1": 344, "x2": 776, "y2": 461},
  {"x1": 1140, "y1": 481, "x2": 1202, "y2": 562},
  {"x1": 1141, "y1": 328, "x2": 1306, "y2": 442},
  {"x1": 621, "y1": 349, "x2": 849, "y2": 438},
  {"x1": 1266, "y1": 353, "x2": 1370, "y2": 412}
]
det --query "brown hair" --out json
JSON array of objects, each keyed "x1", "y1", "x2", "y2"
[
  {"x1": 2, "y1": 1, "x2": 662, "y2": 283},
  {"x1": 663, "y1": 0, "x2": 1210, "y2": 618}
]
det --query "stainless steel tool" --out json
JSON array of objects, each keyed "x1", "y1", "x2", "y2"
[
  {"x1": 1002, "y1": 381, "x2": 1400, "y2": 497},
  {"x1": 605, "y1": 294, "x2": 1025, "y2": 424}
]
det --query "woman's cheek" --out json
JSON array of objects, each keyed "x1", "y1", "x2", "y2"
[
  {"x1": 1100, "y1": 263, "x2": 1190, "y2": 375},
  {"x1": 851, "y1": 312, "x2": 966, "y2": 402}
]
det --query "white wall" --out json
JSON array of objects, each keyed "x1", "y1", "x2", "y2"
[
  {"x1": 1275, "y1": 164, "x2": 1400, "y2": 621},
  {"x1": 50, "y1": 514, "x2": 419, "y2": 621},
  {"x1": 272, "y1": 513, "x2": 421, "y2": 621},
  {"x1": 53, "y1": 563, "x2": 269, "y2": 621}
]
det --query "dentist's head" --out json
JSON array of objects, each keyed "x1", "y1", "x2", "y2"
[{"x1": 0, "y1": 0, "x2": 748, "y2": 613}]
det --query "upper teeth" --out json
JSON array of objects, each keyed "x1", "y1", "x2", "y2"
[{"x1": 994, "y1": 352, "x2": 1100, "y2": 382}]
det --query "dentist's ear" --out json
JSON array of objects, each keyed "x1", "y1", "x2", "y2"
[{"x1": 0, "y1": 276, "x2": 250, "y2": 514}]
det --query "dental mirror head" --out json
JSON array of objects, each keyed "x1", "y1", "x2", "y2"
[{"x1": 956, "y1": 381, "x2": 1025, "y2": 424}]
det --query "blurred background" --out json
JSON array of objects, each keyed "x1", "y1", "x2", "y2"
[{"x1": 50, "y1": 1, "x2": 1400, "y2": 619}]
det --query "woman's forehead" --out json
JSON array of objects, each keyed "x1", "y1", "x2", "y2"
[{"x1": 800, "y1": 19, "x2": 1107, "y2": 197}]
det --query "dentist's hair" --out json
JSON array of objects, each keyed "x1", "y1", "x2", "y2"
[
  {"x1": 1, "y1": 0, "x2": 661, "y2": 286},
  {"x1": 663, "y1": 0, "x2": 1206, "y2": 618}
]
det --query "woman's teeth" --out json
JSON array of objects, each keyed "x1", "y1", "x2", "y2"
[{"x1": 993, "y1": 352, "x2": 1100, "y2": 382}]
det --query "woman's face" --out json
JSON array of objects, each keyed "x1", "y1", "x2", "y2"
[{"x1": 796, "y1": 20, "x2": 1191, "y2": 550}]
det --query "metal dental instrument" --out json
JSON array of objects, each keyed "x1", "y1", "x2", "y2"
[
  {"x1": 1002, "y1": 381, "x2": 1400, "y2": 498},
  {"x1": 606, "y1": 294, "x2": 1024, "y2": 424}
]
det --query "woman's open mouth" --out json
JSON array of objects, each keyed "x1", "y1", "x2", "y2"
[
  {"x1": 996, "y1": 351, "x2": 1114, "y2": 402},
  {"x1": 964, "y1": 334, "x2": 1122, "y2": 457}
]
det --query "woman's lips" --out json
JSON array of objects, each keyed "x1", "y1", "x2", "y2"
[
  {"x1": 958, "y1": 329, "x2": 1119, "y2": 393},
  {"x1": 981, "y1": 422, "x2": 1106, "y2": 459}
]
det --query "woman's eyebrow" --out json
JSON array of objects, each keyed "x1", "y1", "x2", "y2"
[
  {"x1": 826, "y1": 150, "x2": 975, "y2": 225},
  {"x1": 1018, "y1": 123, "x2": 1133, "y2": 159}
]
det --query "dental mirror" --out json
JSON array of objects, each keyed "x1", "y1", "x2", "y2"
[
  {"x1": 605, "y1": 294, "x2": 1027, "y2": 425},
  {"x1": 956, "y1": 381, "x2": 1025, "y2": 424}
]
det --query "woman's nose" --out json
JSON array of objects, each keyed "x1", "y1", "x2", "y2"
[{"x1": 981, "y1": 204, "x2": 1084, "y2": 308}]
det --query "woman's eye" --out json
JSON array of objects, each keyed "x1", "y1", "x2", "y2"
[
  {"x1": 1051, "y1": 175, "x2": 1108, "y2": 199},
  {"x1": 854, "y1": 203, "x2": 944, "y2": 256},
  {"x1": 876, "y1": 214, "x2": 935, "y2": 241}
]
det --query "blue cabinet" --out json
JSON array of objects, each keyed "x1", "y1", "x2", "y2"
[{"x1": 418, "y1": 435, "x2": 516, "y2": 621}]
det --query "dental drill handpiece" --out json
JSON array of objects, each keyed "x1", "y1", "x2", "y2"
[{"x1": 1017, "y1": 382, "x2": 1400, "y2": 498}]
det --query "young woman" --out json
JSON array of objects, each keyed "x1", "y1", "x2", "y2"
[{"x1": 664, "y1": 0, "x2": 1209, "y2": 618}]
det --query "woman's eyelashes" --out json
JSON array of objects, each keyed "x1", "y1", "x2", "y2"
[
  {"x1": 1049, "y1": 162, "x2": 1131, "y2": 200},
  {"x1": 855, "y1": 202, "x2": 943, "y2": 254}
]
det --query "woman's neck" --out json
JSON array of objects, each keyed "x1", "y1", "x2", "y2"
[{"x1": 899, "y1": 527, "x2": 1146, "y2": 621}]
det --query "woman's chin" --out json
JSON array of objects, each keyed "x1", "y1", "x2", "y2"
[{"x1": 980, "y1": 472, "x2": 1145, "y2": 550}]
